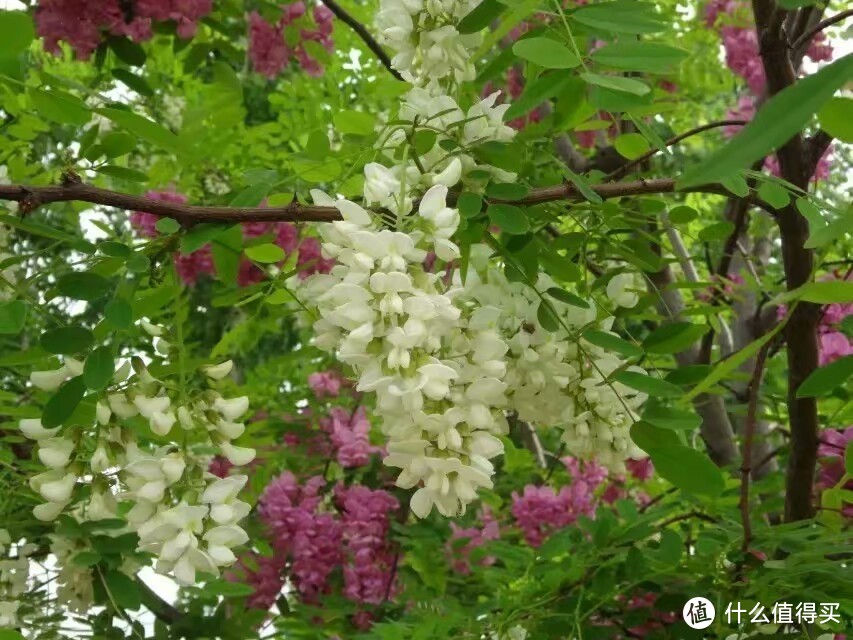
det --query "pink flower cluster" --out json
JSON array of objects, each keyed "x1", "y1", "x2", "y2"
[
  {"x1": 308, "y1": 370, "x2": 344, "y2": 398},
  {"x1": 819, "y1": 296, "x2": 853, "y2": 366},
  {"x1": 35, "y1": 0, "x2": 211, "y2": 59},
  {"x1": 816, "y1": 427, "x2": 853, "y2": 518},
  {"x1": 319, "y1": 406, "x2": 376, "y2": 469},
  {"x1": 249, "y1": 3, "x2": 335, "y2": 79},
  {"x1": 447, "y1": 507, "x2": 500, "y2": 575},
  {"x1": 130, "y1": 190, "x2": 334, "y2": 287},
  {"x1": 511, "y1": 458, "x2": 608, "y2": 547},
  {"x1": 336, "y1": 484, "x2": 400, "y2": 607},
  {"x1": 255, "y1": 472, "x2": 399, "y2": 616}
]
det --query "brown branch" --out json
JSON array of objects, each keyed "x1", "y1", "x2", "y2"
[
  {"x1": 790, "y1": 9, "x2": 853, "y2": 52},
  {"x1": 319, "y1": 0, "x2": 404, "y2": 81},
  {"x1": 0, "y1": 179, "x2": 754, "y2": 225},
  {"x1": 752, "y1": 0, "x2": 821, "y2": 524},
  {"x1": 740, "y1": 342, "x2": 771, "y2": 554},
  {"x1": 605, "y1": 120, "x2": 750, "y2": 181}
]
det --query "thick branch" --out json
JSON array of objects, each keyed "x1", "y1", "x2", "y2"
[
  {"x1": 319, "y1": 0, "x2": 404, "y2": 81},
  {"x1": 137, "y1": 577, "x2": 183, "y2": 624},
  {"x1": 789, "y1": 9, "x2": 853, "y2": 52},
  {"x1": 0, "y1": 179, "x2": 751, "y2": 225},
  {"x1": 606, "y1": 120, "x2": 750, "y2": 181},
  {"x1": 740, "y1": 342, "x2": 771, "y2": 554}
]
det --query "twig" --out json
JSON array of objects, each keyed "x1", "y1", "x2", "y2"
[
  {"x1": 319, "y1": 0, "x2": 405, "y2": 81},
  {"x1": 0, "y1": 178, "x2": 757, "y2": 225},
  {"x1": 605, "y1": 120, "x2": 749, "y2": 181},
  {"x1": 740, "y1": 342, "x2": 771, "y2": 554},
  {"x1": 789, "y1": 9, "x2": 853, "y2": 52}
]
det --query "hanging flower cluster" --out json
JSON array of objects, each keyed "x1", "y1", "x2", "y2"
[
  {"x1": 251, "y1": 472, "x2": 399, "y2": 614},
  {"x1": 0, "y1": 532, "x2": 35, "y2": 629},
  {"x1": 35, "y1": 0, "x2": 212, "y2": 59},
  {"x1": 21, "y1": 321, "x2": 255, "y2": 585},
  {"x1": 294, "y1": 0, "x2": 648, "y2": 521},
  {"x1": 131, "y1": 190, "x2": 333, "y2": 286},
  {"x1": 249, "y1": 2, "x2": 335, "y2": 79}
]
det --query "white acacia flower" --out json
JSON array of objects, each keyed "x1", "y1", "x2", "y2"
[
  {"x1": 33, "y1": 500, "x2": 68, "y2": 521},
  {"x1": 109, "y1": 393, "x2": 139, "y2": 418},
  {"x1": 134, "y1": 395, "x2": 171, "y2": 419},
  {"x1": 19, "y1": 418, "x2": 60, "y2": 440},
  {"x1": 219, "y1": 442, "x2": 255, "y2": 466},
  {"x1": 37, "y1": 437, "x2": 75, "y2": 469},
  {"x1": 96, "y1": 401, "x2": 111, "y2": 425},
  {"x1": 202, "y1": 360, "x2": 233, "y2": 380},
  {"x1": 606, "y1": 272, "x2": 640, "y2": 308},
  {"x1": 203, "y1": 525, "x2": 249, "y2": 566},
  {"x1": 31, "y1": 470, "x2": 77, "y2": 503},
  {"x1": 149, "y1": 411, "x2": 177, "y2": 436},
  {"x1": 213, "y1": 396, "x2": 249, "y2": 422},
  {"x1": 30, "y1": 364, "x2": 71, "y2": 391}
]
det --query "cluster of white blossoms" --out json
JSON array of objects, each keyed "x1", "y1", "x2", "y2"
[
  {"x1": 376, "y1": 0, "x2": 483, "y2": 85},
  {"x1": 297, "y1": 0, "x2": 648, "y2": 518},
  {"x1": 22, "y1": 321, "x2": 254, "y2": 586},
  {"x1": 0, "y1": 531, "x2": 35, "y2": 628},
  {"x1": 458, "y1": 248, "x2": 647, "y2": 468}
]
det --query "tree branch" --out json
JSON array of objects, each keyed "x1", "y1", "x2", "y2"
[
  {"x1": 789, "y1": 9, "x2": 853, "y2": 52},
  {"x1": 605, "y1": 120, "x2": 750, "y2": 181},
  {"x1": 319, "y1": 0, "x2": 404, "y2": 81},
  {"x1": 0, "y1": 178, "x2": 755, "y2": 225},
  {"x1": 136, "y1": 577, "x2": 184, "y2": 624},
  {"x1": 740, "y1": 341, "x2": 771, "y2": 554}
]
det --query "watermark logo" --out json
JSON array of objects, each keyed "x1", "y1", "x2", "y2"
[{"x1": 683, "y1": 597, "x2": 716, "y2": 630}]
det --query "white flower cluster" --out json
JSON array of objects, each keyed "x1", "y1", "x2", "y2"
[
  {"x1": 376, "y1": 0, "x2": 484, "y2": 84},
  {"x1": 21, "y1": 321, "x2": 255, "y2": 585},
  {"x1": 49, "y1": 535, "x2": 96, "y2": 613},
  {"x1": 304, "y1": 187, "x2": 507, "y2": 518},
  {"x1": 297, "y1": 0, "x2": 648, "y2": 517},
  {"x1": 0, "y1": 531, "x2": 35, "y2": 628},
  {"x1": 459, "y1": 250, "x2": 647, "y2": 469}
]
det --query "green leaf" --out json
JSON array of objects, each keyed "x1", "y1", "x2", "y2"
[
  {"x1": 590, "y1": 42, "x2": 687, "y2": 73},
  {"x1": 95, "y1": 166, "x2": 149, "y2": 183},
  {"x1": 58, "y1": 272, "x2": 111, "y2": 302},
  {"x1": 572, "y1": 3, "x2": 665, "y2": 34},
  {"x1": 41, "y1": 327, "x2": 95, "y2": 354},
  {"x1": 796, "y1": 355, "x2": 853, "y2": 398},
  {"x1": 245, "y1": 243, "x2": 285, "y2": 264},
  {"x1": 818, "y1": 96, "x2": 853, "y2": 143},
  {"x1": 458, "y1": 192, "x2": 483, "y2": 218},
  {"x1": 0, "y1": 300, "x2": 27, "y2": 334},
  {"x1": 798, "y1": 281, "x2": 853, "y2": 304},
  {"x1": 757, "y1": 181, "x2": 790, "y2": 209},
  {"x1": 72, "y1": 551, "x2": 102, "y2": 567},
  {"x1": 182, "y1": 224, "x2": 232, "y2": 255},
  {"x1": 846, "y1": 441, "x2": 853, "y2": 476},
  {"x1": 513, "y1": 37, "x2": 581, "y2": 69},
  {"x1": 42, "y1": 376, "x2": 86, "y2": 428},
  {"x1": 108, "y1": 36, "x2": 146, "y2": 66},
  {"x1": 0, "y1": 631, "x2": 26, "y2": 640},
  {"x1": 205, "y1": 579, "x2": 256, "y2": 597},
  {"x1": 580, "y1": 73, "x2": 650, "y2": 96},
  {"x1": 29, "y1": 88, "x2": 91, "y2": 126},
  {"x1": 458, "y1": 0, "x2": 504, "y2": 34},
  {"x1": 486, "y1": 182, "x2": 529, "y2": 200},
  {"x1": 0, "y1": 11, "x2": 34, "y2": 55},
  {"x1": 105, "y1": 299, "x2": 133, "y2": 329},
  {"x1": 101, "y1": 131, "x2": 136, "y2": 158},
  {"x1": 334, "y1": 110, "x2": 376, "y2": 136},
  {"x1": 613, "y1": 133, "x2": 650, "y2": 160},
  {"x1": 488, "y1": 204, "x2": 530, "y2": 235},
  {"x1": 103, "y1": 570, "x2": 142, "y2": 610},
  {"x1": 96, "y1": 108, "x2": 182, "y2": 154},
  {"x1": 547, "y1": 287, "x2": 590, "y2": 309},
  {"x1": 679, "y1": 54, "x2": 853, "y2": 188},
  {"x1": 698, "y1": 221, "x2": 735, "y2": 242},
  {"x1": 642, "y1": 401, "x2": 702, "y2": 431},
  {"x1": 536, "y1": 301, "x2": 560, "y2": 332},
  {"x1": 84, "y1": 347, "x2": 115, "y2": 390},
  {"x1": 505, "y1": 71, "x2": 577, "y2": 120},
  {"x1": 111, "y1": 69, "x2": 154, "y2": 97},
  {"x1": 615, "y1": 371, "x2": 682, "y2": 397},
  {"x1": 630, "y1": 423, "x2": 724, "y2": 497},
  {"x1": 643, "y1": 322, "x2": 709, "y2": 354},
  {"x1": 98, "y1": 241, "x2": 131, "y2": 258},
  {"x1": 668, "y1": 205, "x2": 697, "y2": 224},
  {"x1": 583, "y1": 329, "x2": 643, "y2": 358},
  {"x1": 229, "y1": 184, "x2": 270, "y2": 207},
  {"x1": 155, "y1": 218, "x2": 180, "y2": 234}
]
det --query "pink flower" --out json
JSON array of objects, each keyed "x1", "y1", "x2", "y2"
[
  {"x1": 447, "y1": 507, "x2": 500, "y2": 574},
  {"x1": 625, "y1": 458, "x2": 654, "y2": 482},
  {"x1": 248, "y1": 3, "x2": 335, "y2": 79},
  {"x1": 308, "y1": 370, "x2": 343, "y2": 399},
  {"x1": 296, "y1": 237, "x2": 335, "y2": 279},
  {"x1": 819, "y1": 331, "x2": 853, "y2": 366},
  {"x1": 320, "y1": 406, "x2": 376, "y2": 468},
  {"x1": 227, "y1": 553, "x2": 286, "y2": 610}
]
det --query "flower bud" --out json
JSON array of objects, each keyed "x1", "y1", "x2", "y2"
[{"x1": 202, "y1": 360, "x2": 233, "y2": 380}]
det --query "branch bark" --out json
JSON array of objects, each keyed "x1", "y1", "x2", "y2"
[
  {"x1": 319, "y1": 0, "x2": 404, "y2": 81},
  {"x1": 0, "y1": 178, "x2": 754, "y2": 225},
  {"x1": 789, "y1": 9, "x2": 853, "y2": 53},
  {"x1": 740, "y1": 341, "x2": 771, "y2": 554},
  {"x1": 752, "y1": 0, "x2": 820, "y2": 522}
]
